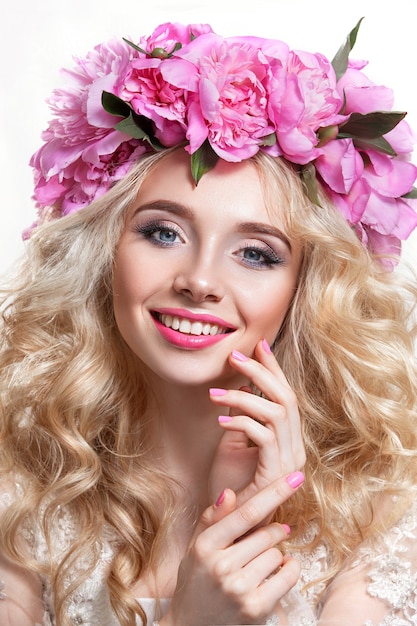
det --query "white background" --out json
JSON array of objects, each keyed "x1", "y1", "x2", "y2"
[{"x1": 1, "y1": 0, "x2": 416, "y2": 275}]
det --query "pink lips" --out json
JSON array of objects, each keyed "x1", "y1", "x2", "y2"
[{"x1": 151, "y1": 308, "x2": 236, "y2": 350}]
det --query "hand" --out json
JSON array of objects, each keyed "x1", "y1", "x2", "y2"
[
  {"x1": 162, "y1": 472, "x2": 304, "y2": 626},
  {"x1": 208, "y1": 339, "x2": 306, "y2": 508}
]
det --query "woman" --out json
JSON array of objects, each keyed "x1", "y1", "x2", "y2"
[{"x1": 1, "y1": 20, "x2": 417, "y2": 626}]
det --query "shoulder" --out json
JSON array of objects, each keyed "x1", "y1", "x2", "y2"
[
  {"x1": 353, "y1": 494, "x2": 417, "y2": 608},
  {"x1": 0, "y1": 478, "x2": 48, "y2": 625},
  {"x1": 316, "y1": 494, "x2": 417, "y2": 624}
]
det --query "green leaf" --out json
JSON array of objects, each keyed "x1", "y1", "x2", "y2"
[
  {"x1": 339, "y1": 111, "x2": 407, "y2": 139},
  {"x1": 102, "y1": 92, "x2": 164, "y2": 150},
  {"x1": 102, "y1": 91, "x2": 132, "y2": 118},
  {"x1": 403, "y1": 187, "x2": 417, "y2": 199},
  {"x1": 260, "y1": 132, "x2": 277, "y2": 147},
  {"x1": 115, "y1": 115, "x2": 148, "y2": 139},
  {"x1": 351, "y1": 136, "x2": 397, "y2": 156},
  {"x1": 332, "y1": 17, "x2": 364, "y2": 81},
  {"x1": 122, "y1": 37, "x2": 147, "y2": 55},
  {"x1": 300, "y1": 163, "x2": 321, "y2": 206},
  {"x1": 191, "y1": 140, "x2": 219, "y2": 184},
  {"x1": 317, "y1": 124, "x2": 338, "y2": 146},
  {"x1": 115, "y1": 112, "x2": 163, "y2": 150}
]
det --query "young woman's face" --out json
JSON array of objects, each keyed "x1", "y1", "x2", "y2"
[{"x1": 113, "y1": 152, "x2": 302, "y2": 387}]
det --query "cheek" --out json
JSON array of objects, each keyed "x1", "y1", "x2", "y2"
[
  {"x1": 245, "y1": 283, "x2": 295, "y2": 337},
  {"x1": 113, "y1": 246, "x2": 148, "y2": 304}
]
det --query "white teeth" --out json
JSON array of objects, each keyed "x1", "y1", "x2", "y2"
[
  {"x1": 159, "y1": 314, "x2": 228, "y2": 336},
  {"x1": 172, "y1": 317, "x2": 180, "y2": 330},
  {"x1": 190, "y1": 322, "x2": 203, "y2": 336},
  {"x1": 179, "y1": 319, "x2": 191, "y2": 333}
]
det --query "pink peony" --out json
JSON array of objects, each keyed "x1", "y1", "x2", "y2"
[
  {"x1": 268, "y1": 50, "x2": 346, "y2": 164},
  {"x1": 27, "y1": 21, "x2": 417, "y2": 267},
  {"x1": 30, "y1": 38, "x2": 144, "y2": 215},
  {"x1": 116, "y1": 22, "x2": 215, "y2": 147},
  {"x1": 336, "y1": 60, "x2": 394, "y2": 115},
  {"x1": 162, "y1": 34, "x2": 275, "y2": 161},
  {"x1": 315, "y1": 138, "x2": 364, "y2": 196},
  {"x1": 137, "y1": 22, "x2": 213, "y2": 56},
  {"x1": 312, "y1": 57, "x2": 417, "y2": 260},
  {"x1": 117, "y1": 56, "x2": 188, "y2": 147},
  {"x1": 33, "y1": 139, "x2": 147, "y2": 217}
]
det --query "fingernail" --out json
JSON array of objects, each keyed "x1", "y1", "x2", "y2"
[
  {"x1": 282, "y1": 524, "x2": 291, "y2": 535},
  {"x1": 218, "y1": 415, "x2": 233, "y2": 423},
  {"x1": 215, "y1": 489, "x2": 226, "y2": 507},
  {"x1": 286, "y1": 471, "x2": 305, "y2": 489},
  {"x1": 209, "y1": 387, "x2": 228, "y2": 396},
  {"x1": 262, "y1": 338, "x2": 272, "y2": 354},
  {"x1": 231, "y1": 349, "x2": 248, "y2": 362}
]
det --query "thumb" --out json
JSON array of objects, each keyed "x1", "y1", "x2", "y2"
[{"x1": 192, "y1": 488, "x2": 237, "y2": 540}]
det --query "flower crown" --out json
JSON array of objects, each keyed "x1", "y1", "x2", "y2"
[{"x1": 28, "y1": 19, "x2": 417, "y2": 264}]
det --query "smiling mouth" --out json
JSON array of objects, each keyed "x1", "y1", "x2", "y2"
[{"x1": 153, "y1": 312, "x2": 234, "y2": 337}]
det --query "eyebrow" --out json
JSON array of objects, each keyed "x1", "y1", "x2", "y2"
[
  {"x1": 133, "y1": 201, "x2": 292, "y2": 251},
  {"x1": 237, "y1": 222, "x2": 292, "y2": 252},
  {"x1": 132, "y1": 200, "x2": 194, "y2": 220}
]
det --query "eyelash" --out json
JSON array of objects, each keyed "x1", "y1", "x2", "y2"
[
  {"x1": 134, "y1": 220, "x2": 284, "y2": 268},
  {"x1": 240, "y1": 245, "x2": 284, "y2": 268},
  {"x1": 134, "y1": 220, "x2": 183, "y2": 246}
]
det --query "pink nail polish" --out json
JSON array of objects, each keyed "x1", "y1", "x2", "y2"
[
  {"x1": 231, "y1": 349, "x2": 248, "y2": 362},
  {"x1": 215, "y1": 489, "x2": 226, "y2": 507},
  {"x1": 282, "y1": 524, "x2": 291, "y2": 535},
  {"x1": 218, "y1": 415, "x2": 233, "y2": 423},
  {"x1": 286, "y1": 471, "x2": 305, "y2": 489},
  {"x1": 209, "y1": 387, "x2": 228, "y2": 396},
  {"x1": 262, "y1": 338, "x2": 272, "y2": 353}
]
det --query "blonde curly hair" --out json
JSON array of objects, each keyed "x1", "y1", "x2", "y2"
[{"x1": 1, "y1": 148, "x2": 417, "y2": 625}]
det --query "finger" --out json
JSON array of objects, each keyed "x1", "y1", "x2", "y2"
[
  {"x1": 239, "y1": 546, "x2": 283, "y2": 588},
  {"x1": 225, "y1": 556, "x2": 301, "y2": 624},
  {"x1": 256, "y1": 555, "x2": 301, "y2": 607},
  {"x1": 212, "y1": 348, "x2": 305, "y2": 469},
  {"x1": 217, "y1": 414, "x2": 284, "y2": 475},
  {"x1": 193, "y1": 488, "x2": 237, "y2": 539},
  {"x1": 216, "y1": 392, "x2": 302, "y2": 474},
  {"x1": 215, "y1": 386, "x2": 253, "y2": 451},
  {"x1": 230, "y1": 341, "x2": 290, "y2": 389},
  {"x1": 229, "y1": 385, "x2": 253, "y2": 418},
  {"x1": 228, "y1": 342, "x2": 297, "y2": 412},
  {"x1": 219, "y1": 522, "x2": 289, "y2": 572},
  {"x1": 199, "y1": 472, "x2": 304, "y2": 550},
  {"x1": 222, "y1": 547, "x2": 284, "y2": 602},
  {"x1": 211, "y1": 388, "x2": 293, "y2": 444}
]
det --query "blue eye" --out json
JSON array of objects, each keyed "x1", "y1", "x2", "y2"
[
  {"x1": 240, "y1": 245, "x2": 283, "y2": 268},
  {"x1": 135, "y1": 221, "x2": 183, "y2": 246},
  {"x1": 243, "y1": 249, "x2": 263, "y2": 262},
  {"x1": 158, "y1": 229, "x2": 178, "y2": 243}
]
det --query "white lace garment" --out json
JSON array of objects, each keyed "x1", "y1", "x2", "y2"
[{"x1": 1, "y1": 487, "x2": 416, "y2": 625}]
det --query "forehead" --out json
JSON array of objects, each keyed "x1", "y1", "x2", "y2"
[{"x1": 135, "y1": 151, "x2": 273, "y2": 223}]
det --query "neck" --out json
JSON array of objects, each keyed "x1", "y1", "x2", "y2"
[{"x1": 144, "y1": 374, "x2": 244, "y2": 510}]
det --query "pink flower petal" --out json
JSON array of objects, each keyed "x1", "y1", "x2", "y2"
[{"x1": 316, "y1": 139, "x2": 364, "y2": 194}]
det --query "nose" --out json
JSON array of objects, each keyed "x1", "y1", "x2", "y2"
[{"x1": 173, "y1": 253, "x2": 224, "y2": 303}]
